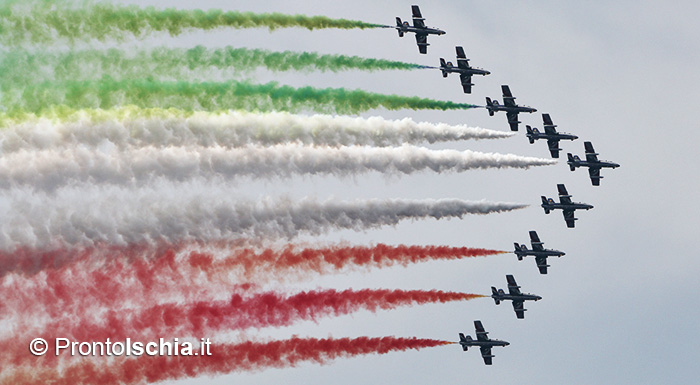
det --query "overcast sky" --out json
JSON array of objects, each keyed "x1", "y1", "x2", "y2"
[{"x1": 28, "y1": 0, "x2": 700, "y2": 383}]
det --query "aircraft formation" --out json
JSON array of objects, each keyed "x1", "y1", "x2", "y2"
[{"x1": 394, "y1": 4, "x2": 620, "y2": 365}]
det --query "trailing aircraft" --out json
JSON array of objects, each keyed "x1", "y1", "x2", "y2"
[
  {"x1": 514, "y1": 230, "x2": 566, "y2": 274},
  {"x1": 541, "y1": 184, "x2": 593, "y2": 228},
  {"x1": 485, "y1": 85, "x2": 537, "y2": 131},
  {"x1": 491, "y1": 275, "x2": 541, "y2": 319},
  {"x1": 526, "y1": 113, "x2": 578, "y2": 158},
  {"x1": 567, "y1": 141, "x2": 620, "y2": 186},
  {"x1": 395, "y1": 5, "x2": 445, "y2": 54},
  {"x1": 439, "y1": 46, "x2": 490, "y2": 93},
  {"x1": 458, "y1": 320, "x2": 510, "y2": 365}
]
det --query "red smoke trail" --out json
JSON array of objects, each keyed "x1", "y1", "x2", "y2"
[
  {"x1": 0, "y1": 242, "x2": 503, "y2": 278},
  {"x1": 5, "y1": 337, "x2": 453, "y2": 385},
  {"x1": 188, "y1": 243, "x2": 506, "y2": 280},
  {"x1": 1, "y1": 243, "x2": 502, "y2": 315},
  {"x1": 4, "y1": 289, "x2": 480, "y2": 368}
]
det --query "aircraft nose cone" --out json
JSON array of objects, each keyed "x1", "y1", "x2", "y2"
[{"x1": 504, "y1": 342, "x2": 510, "y2": 346}]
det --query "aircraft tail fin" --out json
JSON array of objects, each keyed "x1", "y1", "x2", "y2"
[
  {"x1": 439, "y1": 58, "x2": 448, "y2": 77},
  {"x1": 396, "y1": 17, "x2": 404, "y2": 37},
  {"x1": 526, "y1": 125, "x2": 535, "y2": 144},
  {"x1": 541, "y1": 196, "x2": 550, "y2": 214},
  {"x1": 513, "y1": 243, "x2": 524, "y2": 260},
  {"x1": 491, "y1": 287, "x2": 500, "y2": 305},
  {"x1": 459, "y1": 333, "x2": 471, "y2": 351},
  {"x1": 485, "y1": 97, "x2": 494, "y2": 115},
  {"x1": 567, "y1": 153, "x2": 576, "y2": 171}
]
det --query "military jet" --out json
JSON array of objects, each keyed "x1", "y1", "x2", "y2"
[
  {"x1": 458, "y1": 320, "x2": 510, "y2": 365},
  {"x1": 485, "y1": 85, "x2": 537, "y2": 131},
  {"x1": 439, "y1": 46, "x2": 490, "y2": 93},
  {"x1": 567, "y1": 141, "x2": 620, "y2": 186},
  {"x1": 395, "y1": 5, "x2": 445, "y2": 54},
  {"x1": 541, "y1": 184, "x2": 594, "y2": 228},
  {"x1": 491, "y1": 275, "x2": 542, "y2": 319},
  {"x1": 526, "y1": 113, "x2": 578, "y2": 158},
  {"x1": 514, "y1": 230, "x2": 566, "y2": 274}
]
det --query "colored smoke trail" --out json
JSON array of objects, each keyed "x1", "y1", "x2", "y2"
[
  {"x1": 0, "y1": 3, "x2": 386, "y2": 46},
  {"x1": 0, "y1": 48, "x2": 429, "y2": 86},
  {"x1": 4, "y1": 337, "x2": 451, "y2": 384},
  {"x1": 0, "y1": 108, "x2": 511, "y2": 151},
  {"x1": 18, "y1": 289, "x2": 482, "y2": 349},
  {"x1": 0, "y1": 183, "x2": 527, "y2": 250},
  {"x1": 1, "y1": 79, "x2": 478, "y2": 115},
  {"x1": 0, "y1": 243, "x2": 504, "y2": 307},
  {"x1": 190, "y1": 243, "x2": 507, "y2": 281},
  {"x1": 0, "y1": 144, "x2": 555, "y2": 190}
]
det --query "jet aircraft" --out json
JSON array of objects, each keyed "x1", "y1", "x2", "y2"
[
  {"x1": 458, "y1": 320, "x2": 510, "y2": 365},
  {"x1": 541, "y1": 184, "x2": 593, "y2": 228},
  {"x1": 395, "y1": 5, "x2": 445, "y2": 54},
  {"x1": 439, "y1": 46, "x2": 490, "y2": 93},
  {"x1": 491, "y1": 275, "x2": 542, "y2": 319},
  {"x1": 485, "y1": 85, "x2": 537, "y2": 131},
  {"x1": 526, "y1": 113, "x2": 578, "y2": 158},
  {"x1": 567, "y1": 141, "x2": 620, "y2": 186},
  {"x1": 514, "y1": 230, "x2": 566, "y2": 274}
]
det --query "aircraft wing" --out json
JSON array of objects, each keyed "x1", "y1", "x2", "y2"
[
  {"x1": 563, "y1": 209, "x2": 577, "y2": 228},
  {"x1": 411, "y1": 5, "x2": 426, "y2": 28},
  {"x1": 501, "y1": 85, "x2": 516, "y2": 106},
  {"x1": 544, "y1": 125, "x2": 557, "y2": 135},
  {"x1": 535, "y1": 255, "x2": 549, "y2": 274},
  {"x1": 512, "y1": 300, "x2": 525, "y2": 319},
  {"x1": 459, "y1": 73, "x2": 473, "y2": 93},
  {"x1": 456, "y1": 46, "x2": 470, "y2": 68},
  {"x1": 529, "y1": 230, "x2": 544, "y2": 251},
  {"x1": 506, "y1": 111, "x2": 520, "y2": 131},
  {"x1": 547, "y1": 138, "x2": 561, "y2": 158},
  {"x1": 557, "y1": 184, "x2": 572, "y2": 205},
  {"x1": 474, "y1": 320, "x2": 489, "y2": 341},
  {"x1": 415, "y1": 34, "x2": 428, "y2": 54},
  {"x1": 588, "y1": 167, "x2": 602, "y2": 186},
  {"x1": 542, "y1": 113, "x2": 555, "y2": 127},
  {"x1": 480, "y1": 346, "x2": 493, "y2": 365},
  {"x1": 506, "y1": 274, "x2": 521, "y2": 295},
  {"x1": 584, "y1": 141, "x2": 600, "y2": 162}
]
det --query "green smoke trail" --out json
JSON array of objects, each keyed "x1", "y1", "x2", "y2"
[
  {"x1": 0, "y1": 47, "x2": 430, "y2": 86},
  {"x1": 0, "y1": 79, "x2": 477, "y2": 115},
  {"x1": 0, "y1": 2, "x2": 387, "y2": 45}
]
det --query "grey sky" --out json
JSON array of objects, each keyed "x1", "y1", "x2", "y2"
[{"x1": 15, "y1": 0, "x2": 700, "y2": 383}]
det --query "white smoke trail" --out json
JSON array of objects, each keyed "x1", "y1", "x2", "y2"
[
  {"x1": 0, "y1": 182, "x2": 527, "y2": 251},
  {"x1": 0, "y1": 110, "x2": 511, "y2": 153},
  {"x1": 0, "y1": 144, "x2": 555, "y2": 190}
]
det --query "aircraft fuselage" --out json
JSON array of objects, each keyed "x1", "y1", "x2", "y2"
[
  {"x1": 514, "y1": 249, "x2": 565, "y2": 259},
  {"x1": 568, "y1": 159, "x2": 620, "y2": 169},
  {"x1": 460, "y1": 339, "x2": 510, "y2": 349},
  {"x1": 440, "y1": 64, "x2": 490, "y2": 76},
  {"x1": 492, "y1": 293, "x2": 542, "y2": 302},
  {"x1": 541, "y1": 202, "x2": 594, "y2": 212},
  {"x1": 487, "y1": 104, "x2": 537, "y2": 114},
  {"x1": 396, "y1": 25, "x2": 445, "y2": 36},
  {"x1": 528, "y1": 132, "x2": 579, "y2": 142}
]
